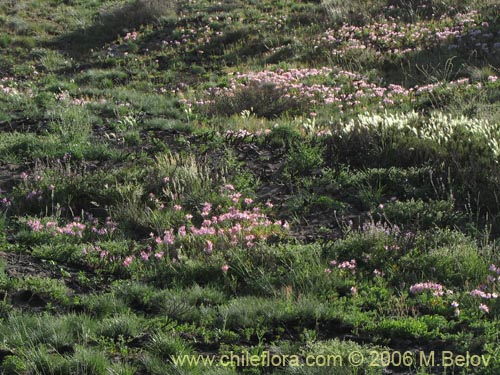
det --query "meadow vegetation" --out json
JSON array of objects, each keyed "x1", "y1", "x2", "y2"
[{"x1": 0, "y1": 0, "x2": 499, "y2": 373}]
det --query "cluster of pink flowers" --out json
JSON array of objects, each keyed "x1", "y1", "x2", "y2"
[
  {"x1": 82, "y1": 244, "x2": 156, "y2": 267},
  {"x1": 27, "y1": 218, "x2": 86, "y2": 238},
  {"x1": 26, "y1": 215, "x2": 116, "y2": 239},
  {"x1": 27, "y1": 219, "x2": 44, "y2": 232},
  {"x1": 0, "y1": 77, "x2": 33, "y2": 97},
  {"x1": 259, "y1": 14, "x2": 287, "y2": 32},
  {"x1": 124, "y1": 31, "x2": 138, "y2": 41},
  {"x1": 162, "y1": 22, "x2": 223, "y2": 52},
  {"x1": 26, "y1": 189, "x2": 43, "y2": 200},
  {"x1": 157, "y1": 202, "x2": 288, "y2": 249},
  {"x1": 153, "y1": 229, "x2": 175, "y2": 245},
  {"x1": 488, "y1": 264, "x2": 500, "y2": 275},
  {"x1": 409, "y1": 281, "x2": 446, "y2": 297},
  {"x1": 96, "y1": 187, "x2": 288, "y2": 270},
  {"x1": 468, "y1": 264, "x2": 500, "y2": 314},
  {"x1": 91, "y1": 216, "x2": 117, "y2": 236},
  {"x1": 1, "y1": 76, "x2": 19, "y2": 95},
  {"x1": 324, "y1": 259, "x2": 357, "y2": 275},
  {"x1": 360, "y1": 221, "x2": 401, "y2": 237},
  {"x1": 0, "y1": 197, "x2": 12, "y2": 207},
  {"x1": 470, "y1": 289, "x2": 498, "y2": 300},
  {"x1": 189, "y1": 64, "x2": 486, "y2": 116},
  {"x1": 55, "y1": 91, "x2": 97, "y2": 106},
  {"x1": 56, "y1": 222, "x2": 87, "y2": 237},
  {"x1": 314, "y1": 11, "x2": 480, "y2": 57},
  {"x1": 479, "y1": 304, "x2": 489, "y2": 313},
  {"x1": 229, "y1": 67, "x2": 370, "y2": 107},
  {"x1": 82, "y1": 244, "x2": 107, "y2": 258}
]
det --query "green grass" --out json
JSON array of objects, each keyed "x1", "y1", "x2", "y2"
[{"x1": 0, "y1": 0, "x2": 500, "y2": 374}]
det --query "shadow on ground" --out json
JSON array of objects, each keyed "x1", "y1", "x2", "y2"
[{"x1": 48, "y1": 0, "x2": 177, "y2": 58}]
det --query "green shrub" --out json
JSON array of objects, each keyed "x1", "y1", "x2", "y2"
[
  {"x1": 381, "y1": 198, "x2": 464, "y2": 230},
  {"x1": 70, "y1": 346, "x2": 110, "y2": 375},
  {"x1": 81, "y1": 293, "x2": 129, "y2": 318},
  {"x1": 97, "y1": 313, "x2": 141, "y2": 340},
  {"x1": 205, "y1": 81, "x2": 309, "y2": 119},
  {"x1": 284, "y1": 143, "x2": 325, "y2": 179},
  {"x1": 146, "y1": 331, "x2": 192, "y2": 361},
  {"x1": 365, "y1": 317, "x2": 432, "y2": 339},
  {"x1": 400, "y1": 241, "x2": 488, "y2": 286}
]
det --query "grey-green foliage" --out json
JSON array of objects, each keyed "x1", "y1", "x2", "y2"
[
  {"x1": 96, "y1": 312, "x2": 141, "y2": 339},
  {"x1": 155, "y1": 151, "x2": 215, "y2": 202},
  {"x1": 47, "y1": 105, "x2": 94, "y2": 143}
]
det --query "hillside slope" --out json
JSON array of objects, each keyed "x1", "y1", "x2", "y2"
[{"x1": 0, "y1": 0, "x2": 500, "y2": 374}]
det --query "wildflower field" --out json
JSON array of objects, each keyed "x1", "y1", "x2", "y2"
[{"x1": 0, "y1": 0, "x2": 500, "y2": 373}]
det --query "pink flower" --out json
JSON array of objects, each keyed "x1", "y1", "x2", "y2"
[
  {"x1": 123, "y1": 256, "x2": 134, "y2": 267},
  {"x1": 178, "y1": 226, "x2": 186, "y2": 237},
  {"x1": 154, "y1": 252, "x2": 164, "y2": 259},
  {"x1": 470, "y1": 289, "x2": 498, "y2": 299},
  {"x1": 201, "y1": 202, "x2": 212, "y2": 216},
  {"x1": 185, "y1": 214, "x2": 193, "y2": 220},
  {"x1": 479, "y1": 304, "x2": 489, "y2": 313},
  {"x1": 45, "y1": 221, "x2": 57, "y2": 229},
  {"x1": 451, "y1": 301, "x2": 459, "y2": 308},
  {"x1": 373, "y1": 269, "x2": 384, "y2": 277},
  {"x1": 221, "y1": 264, "x2": 229, "y2": 273},
  {"x1": 161, "y1": 229, "x2": 175, "y2": 245},
  {"x1": 174, "y1": 204, "x2": 182, "y2": 211},
  {"x1": 324, "y1": 268, "x2": 332, "y2": 274},
  {"x1": 230, "y1": 193, "x2": 241, "y2": 203},
  {"x1": 27, "y1": 219, "x2": 43, "y2": 232},
  {"x1": 244, "y1": 198, "x2": 253, "y2": 204},
  {"x1": 1, "y1": 198, "x2": 12, "y2": 207},
  {"x1": 409, "y1": 282, "x2": 445, "y2": 296}
]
